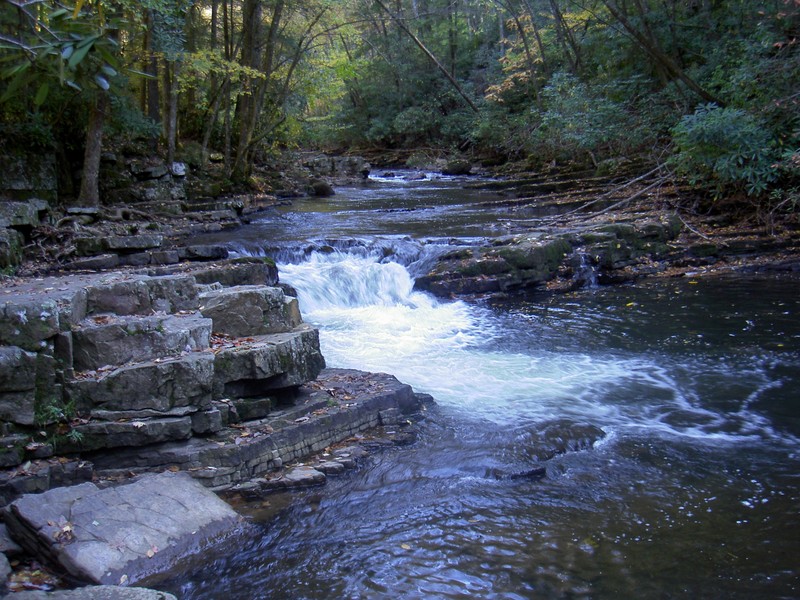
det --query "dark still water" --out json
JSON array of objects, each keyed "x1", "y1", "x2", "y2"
[{"x1": 160, "y1": 175, "x2": 800, "y2": 599}]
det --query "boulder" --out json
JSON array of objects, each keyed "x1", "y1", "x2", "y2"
[
  {"x1": 0, "y1": 298, "x2": 60, "y2": 352},
  {"x1": 441, "y1": 159, "x2": 472, "y2": 176},
  {"x1": 183, "y1": 245, "x2": 229, "y2": 261},
  {"x1": 281, "y1": 465, "x2": 325, "y2": 488},
  {"x1": 169, "y1": 162, "x2": 187, "y2": 177},
  {"x1": 309, "y1": 180, "x2": 335, "y2": 197},
  {"x1": 199, "y1": 286, "x2": 302, "y2": 337},
  {"x1": 0, "y1": 552, "x2": 10, "y2": 586},
  {"x1": 0, "y1": 199, "x2": 49, "y2": 229},
  {"x1": 0, "y1": 522, "x2": 22, "y2": 555},
  {"x1": 0, "y1": 228, "x2": 24, "y2": 269},
  {"x1": 85, "y1": 275, "x2": 199, "y2": 316},
  {"x1": 187, "y1": 258, "x2": 279, "y2": 288},
  {"x1": 416, "y1": 236, "x2": 572, "y2": 296},
  {"x1": 104, "y1": 235, "x2": 163, "y2": 252},
  {"x1": 3, "y1": 471, "x2": 239, "y2": 586},
  {"x1": 63, "y1": 254, "x2": 121, "y2": 272},
  {"x1": 130, "y1": 162, "x2": 169, "y2": 181},
  {"x1": 0, "y1": 434, "x2": 27, "y2": 468},
  {"x1": 303, "y1": 155, "x2": 371, "y2": 182},
  {"x1": 66, "y1": 417, "x2": 194, "y2": 452},
  {"x1": 0, "y1": 346, "x2": 37, "y2": 394},
  {"x1": 1, "y1": 152, "x2": 58, "y2": 201},
  {"x1": 0, "y1": 460, "x2": 94, "y2": 507}
]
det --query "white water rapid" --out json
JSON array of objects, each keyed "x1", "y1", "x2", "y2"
[{"x1": 279, "y1": 252, "x2": 792, "y2": 443}]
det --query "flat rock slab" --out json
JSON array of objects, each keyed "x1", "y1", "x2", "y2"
[
  {"x1": 4, "y1": 471, "x2": 239, "y2": 586},
  {"x1": 7, "y1": 586, "x2": 177, "y2": 599},
  {"x1": 72, "y1": 313, "x2": 211, "y2": 372}
]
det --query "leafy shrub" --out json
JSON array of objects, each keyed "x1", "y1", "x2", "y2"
[
  {"x1": 533, "y1": 73, "x2": 645, "y2": 164},
  {"x1": 107, "y1": 94, "x2": 161, "y2": 142},
  {"x1": 393, "y1": 106, "x2": 439, "y2": 144},
  {"x1": 670, "y1": 103, "x2": 778, "y2": 196}
]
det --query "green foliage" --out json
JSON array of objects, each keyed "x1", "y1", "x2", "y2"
[
  {"x1": 670, "y1": 104, "x2": 779, "y2": 197},
  {"x1": 0, "y1": 112, "x2": 56, "y2": 150},
  {"x1": 535, "y1": 73, "x2": 645, "y2": 162},
  {"x1": 107, "y1": 94, "x2": 161, "y2": 141}
]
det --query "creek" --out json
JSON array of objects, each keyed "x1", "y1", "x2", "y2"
[{"x1": 160, "y1": 173, "x2": 800, "y2": 599}]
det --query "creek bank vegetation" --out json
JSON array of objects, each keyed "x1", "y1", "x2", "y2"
[{"x1": 0, "y1": 0, "x2": 797, "y2": 227}]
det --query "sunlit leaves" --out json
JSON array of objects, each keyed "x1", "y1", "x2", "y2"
[{"x1": 0, "y1": 0, "x2": 125, "y2": 108}]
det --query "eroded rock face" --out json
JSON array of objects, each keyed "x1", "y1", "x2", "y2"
[
  {"x1": 1, "y1": 152, "x2": 58, "y2": 201},
  {"x1": 0, "y1": 264, "x2": 329, "y2": 494},
  {"x1": 212, "y1": 325, "x2": 325, "y2": 398},
  {"x1": 0, "y1": 346, "x2": 37, "y2": 425},
  {"x1": 71, "y1": 313, "x2": 212, "y2": 372},
  {"x1": 66, "y1": 353, "x2": 215, "y2": 415}
]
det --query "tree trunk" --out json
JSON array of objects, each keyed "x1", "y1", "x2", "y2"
[
  {"x1": 520, "y1": 0, "x2": 550, "y2": 74},
  {"x1": 548, "y1": 0, "x2": 580, "y2": 73},
  {"x1": 166, "y1": 61, "x2": 180, "y2": 165},
  {"x1": 77, "y1": 92, "x2": 107, "y2": 207},
  {"x1": 232, "y1": 0, "x2": 265, "y2": 181}
]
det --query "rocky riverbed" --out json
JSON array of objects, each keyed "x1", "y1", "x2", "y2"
[{"x1": 1, "y1": 153, "x2": 799, "y2": 596}]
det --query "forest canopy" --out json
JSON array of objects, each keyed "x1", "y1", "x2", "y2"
[{"x1": 1, "y1": 0, "x2": 798, "y2": 207}]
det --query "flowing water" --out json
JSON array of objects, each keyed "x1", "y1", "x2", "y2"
[{"x1": 161, "y1": 174, "x2": 800, "y2": 599}]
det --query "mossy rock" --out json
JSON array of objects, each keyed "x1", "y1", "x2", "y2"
[
  {"x1": 495, "y1": 237, "x2": 572, "y2": 273},
  {"x1": 597, "y1": 223, "x2": 638, "y2": 241},
  {"x1": 0, "y1": 228, "x2": 24, "y2": 270},
  {"x1": 456, "y1": 257, "x2": 510, "y2": 277}
]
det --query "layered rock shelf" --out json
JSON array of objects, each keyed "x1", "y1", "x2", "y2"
[{"x1": 0, "y1": 257, "x2": 429, "y2": 591}]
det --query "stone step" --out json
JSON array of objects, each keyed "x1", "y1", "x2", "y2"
[
  {"x1": 72, "y1": 313, "x2": 211, "y2": 372},
  {"x1": 65, "y1": 352, "x2": 214, "y2": 416},
  {"x1": 84, "y1": 274, "x2": 199, "y2": 316},
  {"x1": 63, "y1": 416, "x2": 195, "y2": 452},
  {"x1": 0, "y1": 346, "x2": 37, "y2": 426},
  {"x1": 199, "y1": 285, "x2": 301, "y2": 337},
  {"x1": 148, "y1": 257, "x2": 279, "y2": 288},
  {"x1": 212, "y1": 324, "x2": 325, "y2": 399},
  {"x1": 86, "y1": 369, "x2": 422, "y2": 490}
]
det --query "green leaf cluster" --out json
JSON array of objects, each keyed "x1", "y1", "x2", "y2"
[{"x1": 670, "y1": 104, "x2": 779, "y2": 197}]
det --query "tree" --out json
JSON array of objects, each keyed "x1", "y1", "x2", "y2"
[{"x1": 1, "y1": 0, "x2": 125, "y2": 205}]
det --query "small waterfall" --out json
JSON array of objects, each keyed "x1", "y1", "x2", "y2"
[
  {"x1": 280, "y1": 253, "x2": 418, "y2": 310},
  {"x1": 278, "y1": 251, "x2": 795, "y2": 442},
  {"x1": 573, "y1": 252, "x2": 599, "y2": 288},
  {"x1": 227, "y1": 234, "x2": 463, "y2": 276}
]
